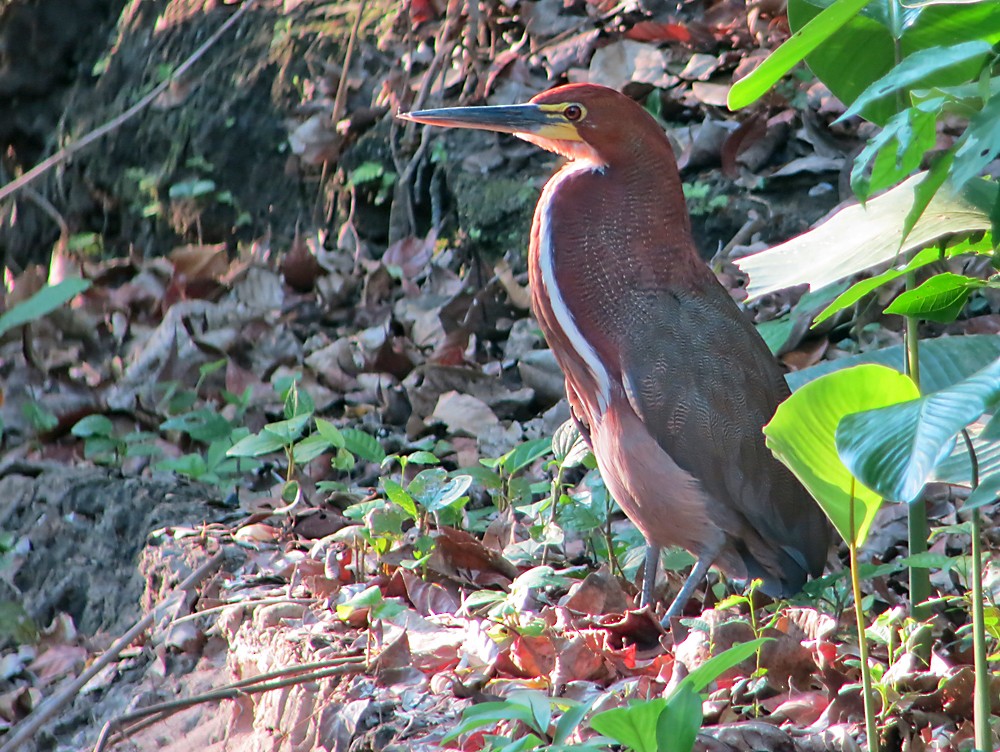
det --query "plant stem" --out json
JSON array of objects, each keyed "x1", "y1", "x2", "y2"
[
  {"x1": 851, "y1": 539, "x2": 881, "y2": 752},
  {"x1": 969, "y1": 510, "x2": 990, "y2": 751},
  {"x1": 962, "y1": 428, "x2": 991, "y2": 751},
  {"x1": 893, "y1": 0, "x2": 930, "y2": 624},
  {"x1": 903, "y1": 270, "x2": 931, "y2": 620}
]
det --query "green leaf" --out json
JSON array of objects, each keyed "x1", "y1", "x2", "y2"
[
  {"x1": 590, "y1": 698, "x2": 667, "y2": 752},
  {"x1": 841, "y1": 41, "x2": 993, "y2": 121},
  {"x1": 335, "y1": 584, "x2": 384, "y2": 620},
  {"x1": 292, "y1": 432, "x2": 334, "y2": 464},
  {"x1": 757, "y1": 280, "x2": 851, "y2": 351},
  {"x1": 837, "y1": 357, "x2": 1000, "y2": 503},
  {"x1": 983, "y1": 412, "x2": 1000, "y2": 441},
  {"x1": 226, "y1": 430, "x2": 287, "y2": 457},
  {"x1": 883, "y1": 272, "x2": 985, "y2": 322},
  {"x1": 675, "y1": 639, "x2": 770, "y2": 696},
  {"x1": 71, "y1": 414, "x2": 114, "y2": 438},
  {"x1": 812, "y1": 245, "x2": 949, "y2": 327},
  {"x1": 736, "y1": 174, "x2": 995, "y2": 300},
  {"x1": 0, "y1": 278, "x2": 91, "y2": 338},
  {"x1": 261, "y1": 413, "x2": 310, "y2": 444},
  {"x1": 552, "y1": 697, "x2": 595, "y2": 745},
  {"x1": 160, "y1": 409, "x2": 233, "y2": 443},
  {"x1": 756, "y1": 316, "x2": 795, "y2": 354},
  {"x1": 950, "y1": 89, "x2": 1000, "y2": 190},
  {"x1": 283, "y1": 382, "x2": 315, "y2": 419},
  {"x1": 765, "y1": 365, "x2": 920, "y2": 544},
  {"x1": 382, "y1": 478, "x2": 419, "y2": 520},
  {"x1": 965, "y1": 473, "x2": 1000, "y2": 511},
  {"x1": 281, "y1": 480, "x2": 300, "y2": 505},
  {"x1": 315, "y1": 418, "x2": 346, "y2": 449},
  {"x1": 341, "y1": 428, "x2": 386, "y2": 463},
  {"x1": 788, "y1": 0, "x2": 1000, "y2": 125},
  {"x1": 655, "y1": 683, "x2": 702, "y2": 752},
  {"x1": 727, "y1": 0, "x2": 874, "y2": 110},
  {"x1": 405, "y1": 450, "x2": 440, "y2": 466},
  {"x1": 442, "y1": 700, "x2": 539, "y2": 743},
  {"x1": 552, "y1": 419, "x2": 590, "y2": 468},
  {"x1": 501, "y1": 437, "x2": 552, "y2": 475},
  {"x1": 508, "y1": 690, "x2": 552, "y2": 735},
  {"x1": 851, "y1": 104, "x2": 939, "y2": 199},
  {"x1": 156, "y1": 453, "x2": 209, "y2": 478},
  {"x1": 903, "y1": 150, "x2": 955, "y2": 242}
]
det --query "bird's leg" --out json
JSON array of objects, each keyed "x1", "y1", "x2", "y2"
[
  {"x1": 661, "y1": 553, "x2": 716, "y2": 625},
  {"x1": 640, "y1": 544, "x2": 660, "y2": 608}
]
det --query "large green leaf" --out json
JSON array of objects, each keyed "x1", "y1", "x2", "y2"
[
  {"x1": 765, "y1": 365, "x2": 920, "y2": 544},
  {"x1": 840, "y1": 41, "x2": 993, "y2": 121},
  {"x1": 736, "y1": 174, "x2": 995, "y2": 300},
  {"x1": 788, "y1": 0, "x2": 1000, "y2": 125},
  {"x1": 727, "y1": 0, "x2": 874, "y2": 110},
  {"x1": 837, "y1": 357, "x2": 1000, "y2": 503},
  {"x1": 786, "y1": 334, "x2": 1000, "y2": 393}
]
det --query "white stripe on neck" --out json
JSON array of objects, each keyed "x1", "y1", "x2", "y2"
[{"x1": 537, "y1": 159, "x2": 611, "y2": 416}]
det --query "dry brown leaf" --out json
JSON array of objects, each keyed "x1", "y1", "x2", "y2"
[
  {"x1": 430, "y1": 391, "x2": 499, "y2": 436},
  {"x1": 169, "y1": 244, "x2": 229, "y2": 281},
  {"x1": 560, "y1": 567, "x2": 630, "y2": 615}
]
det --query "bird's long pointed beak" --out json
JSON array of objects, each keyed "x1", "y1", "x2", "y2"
[{"x1": 398, "y1": 103, "x2": 567, "y2": 138}]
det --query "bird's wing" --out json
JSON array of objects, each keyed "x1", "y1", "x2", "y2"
[{"x1": 616, "y1": 276, "x2": 827, "y2": 581}]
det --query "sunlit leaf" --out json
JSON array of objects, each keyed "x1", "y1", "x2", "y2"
[
  {"x1": 382, "y1": 479, "x2": 419, "y2": 520},
  {"x1": 227, "y1": 430, "x2": 286, "y2": 457},
  {"x1": 675, "y1": 639, "x2": 770, "y2": 696},
  {"x1": 766, "y1": 365, "x2": 919, "y2": 544},
  {"x1": 737, "y1": 174, "x2": 995, "y2": 299},
  {"x1": 501, "y1": 437, "x2": 552, "y2": 475},
  {"x1": 656, "y1": 683, "x2": 702, "y2": 752}
]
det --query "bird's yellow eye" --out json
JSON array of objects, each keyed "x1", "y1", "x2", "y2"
[{"x1": 564, "y1": 104, "x2": 583, "y2": 122}]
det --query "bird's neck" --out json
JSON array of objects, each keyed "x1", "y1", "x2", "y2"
[{"x1": 527, "y1": 152, "x2": 704, "y2": 423}]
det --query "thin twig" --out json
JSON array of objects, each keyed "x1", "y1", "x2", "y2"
[
  {"x1": 0, "y1": 0, "x2": 257, "y2": 205},
  {"x1": 22, "y1": 186, "x2": 70, "y2": 238},
  {"x1": 168, "y1": 596, "x2": 318, "y2": 627},
  {"x1": 331, "y1": 0, "x2": 369, "y2": 127},
  {"x1": 0, "y1": 548, "x2": 235, "y2": 752},
  {"x1": 94, "y1": 656, "x2": 366, "y2": 751}
]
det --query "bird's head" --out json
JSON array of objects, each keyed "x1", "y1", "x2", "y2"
[{"x1": 398, "y1": 83, "x2": 667, "y2": 167}]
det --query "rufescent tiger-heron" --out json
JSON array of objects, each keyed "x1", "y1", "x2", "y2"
[{"x1": 399, "y1": 84, "x2": 831, "y2": 619}]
